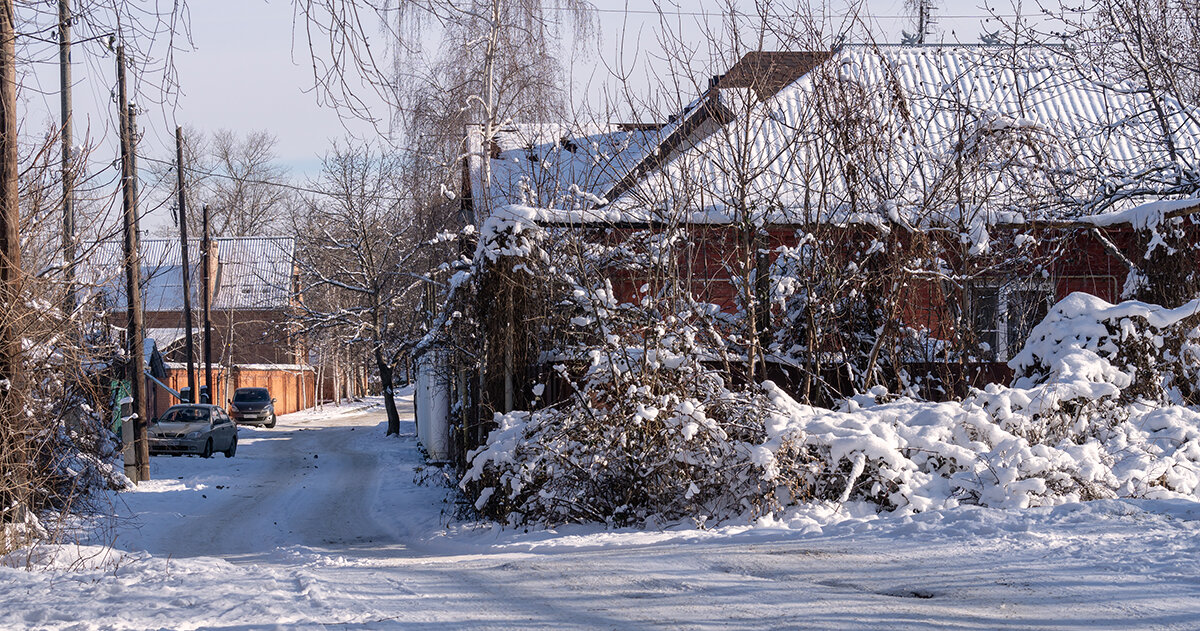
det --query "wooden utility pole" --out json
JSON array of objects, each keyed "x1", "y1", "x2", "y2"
[
  {"x1": 117, "y1": 44, "x2": 148, "y2": 482},
  {"x1": 58, "y1": 0, "x2": 75, "y2": 312},
  {"x1": 175, "y1": 127, "x2": 196, "y2": 401},
  {"x1": 201, "y1": 203, "x2": 213, "y2": 404},
  {"x1": 0, "y1": 0, "x2": 22, "y2": 460}
]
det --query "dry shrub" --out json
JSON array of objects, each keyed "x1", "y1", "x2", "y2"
[
  {"x1": 1, "y1": 295, "x2": 126, "y2": 556},
  {"x1": 462, "y1": 326, "x2": 819, "y2": 527}
]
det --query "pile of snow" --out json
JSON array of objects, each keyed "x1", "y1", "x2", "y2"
[
  {"x1": 465, "y1": 293, "x2": 1200, "y2": 525},
  {"x1": 1009, "y1": 292, "x2": 1200, "y2": 408},
  {"x1": 761, "y1": 383, "x2": 1200, "y2": 513},
  {"x1": 763, "y1": 293, "x2": 1200, "y2": 512}
]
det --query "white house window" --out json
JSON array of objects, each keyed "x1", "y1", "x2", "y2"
[{"x1": 969, "y1": 281, "x2": 1053, "y2": 361}]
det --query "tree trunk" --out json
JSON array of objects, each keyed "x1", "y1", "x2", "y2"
[
  {"x1": 0, "y1": 0, "x2": 26, "y2": 518},
  {"x1": 376, "y1": 346, "x2": 400, "y2": 435}
]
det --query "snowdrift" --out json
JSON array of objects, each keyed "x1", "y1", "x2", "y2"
[{"x1": 464, "y1": 293, "x2": 1200, "y2": 526}]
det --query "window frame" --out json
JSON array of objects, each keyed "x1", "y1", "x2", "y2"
[{"x1": 969, "y1": 279, "x2": 1055, "y2": 362}]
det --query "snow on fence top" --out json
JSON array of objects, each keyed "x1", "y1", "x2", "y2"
[{"x1": 1076, "y1": 199, "x2": 1200, "y2": 230}]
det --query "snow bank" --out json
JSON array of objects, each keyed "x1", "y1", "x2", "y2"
[
  {"x1": 758, "y1": 293, "x2": 1200, "y2": 513},
  {"x1": 464, "y1": 293, "x2": 1200, "y2": 526},
  {"x1": 761, "y1": 383, "x2": 1200, "y2": 513}
]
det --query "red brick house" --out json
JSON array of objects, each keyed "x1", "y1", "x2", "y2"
[
  {"x1": 460, "y1": 45, "x2": 1200, "y2": 401},
  {"x1": 94, "y1": 236, "x2": 316, "y2": 418}
]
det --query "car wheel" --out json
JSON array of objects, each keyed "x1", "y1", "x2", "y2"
[
  {"x1": 265, "y1": 414, "x2": 276, "y2": 429},
  {"x1": 224, "y1": 435, "x2": 237, "y2": 458},
  {"x1": 201, "y1": 438, "x2": 213, "y2": 459}
]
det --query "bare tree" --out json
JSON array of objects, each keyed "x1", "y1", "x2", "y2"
[
  {"x1": 205, "y1": 130, "x2": 293, "y2": 236},
  {"x1": 0, "y1": 1, "x2": 195, "y2": 550},
  {"x1": 1, "y1": 121, "x2": 127, "y2": 552},
  {"x1": 991, "y1": 0, "x2": 1200, "y2": 306},
  {"x1": 152, "y1": 128, "x2": 294, "y2": 238},
  {"x1": 292, "y1": 142, "x2": 444, "y2": 436}
]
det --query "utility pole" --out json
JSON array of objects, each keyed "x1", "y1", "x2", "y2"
[
  {"x1": 58, "y1": 0, "x2": 74, "y2": 313},
  {"x1": 917, "y1": 1, "x2": 930, "y2": 44},
  {"x1": 129, "y1": 103, "x2": 141, "y2": 231},
  {"x1": 0, "y1": 0, "x2": 22, "y2": 463},
  {"x1": 117, "y1": 44, "x2": 148, "y2": 482},
  {"x1": 175, "y1": 127, "x2": 196, "y2": 402},
  {"x1": 914, "y1": 0, "x2": 936, "y2": 44},
  {"x1": 201, "y1": 203, "x2": 213, "y2": 404},
  {"x1": 903, "y1": 0, "x2": 937, "y2": 45},
  {"x1": 129, "y1": 100, "x2": 149, "y2": 480}
]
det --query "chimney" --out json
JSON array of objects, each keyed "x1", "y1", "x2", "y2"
[{"x1": 207, "y1": 240, "x2": 220, "y2": 305}]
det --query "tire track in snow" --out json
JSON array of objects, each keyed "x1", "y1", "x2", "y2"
[{"x1": 114, "y1": 407, "x2": 397, "y2": 559}]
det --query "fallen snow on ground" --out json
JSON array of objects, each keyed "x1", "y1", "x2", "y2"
[{"x1": 4, "y1": 391, "x2": 1200, "y2": 630}]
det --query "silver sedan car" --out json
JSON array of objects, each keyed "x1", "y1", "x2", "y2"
[{"x1": 148, "y1": 404, "x2": 238, "y2": 458}]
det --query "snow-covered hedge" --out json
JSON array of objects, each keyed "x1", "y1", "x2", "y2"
[
  {"x1": 464, "y1": 293, "x2": 1200, "y2": 526},
  {"x1": 1008, "y1": 292, "x2": 1200, "y2": 408},
  {"x1": 462, "y1": 327, "x2": 814, "y2": 527}
]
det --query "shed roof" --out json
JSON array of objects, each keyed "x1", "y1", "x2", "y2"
[{"x1": 464, "y1": 122, "x2": 663, "y2": 220}]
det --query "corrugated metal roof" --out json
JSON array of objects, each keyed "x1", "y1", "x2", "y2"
[
  {"x1": 609, "y1": 45, "x2": 1200, "y2": 222},
  {"x1": 209, "y1": 237, "x2": 296, "y2": 310},
  {"x1": 89, "y1": 236, "x2": 295, "y2": 312},
  {"x1": 467, "y1": 123, "x2": 663, "y2": 214}
]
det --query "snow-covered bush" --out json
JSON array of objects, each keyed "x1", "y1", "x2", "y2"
[
  {"x1": 1, "y1": 304, "x2": 126, "y2": 555},
  {"x1": 758, "y1": 380, "x2": 1200, "y2": 512},
  {"x1": 442, "y1": 201, "x2": 1200, "y2": 526},
  {"x1": 463, "y1": 291, "x2": 1200, "y2": 525},
  {"x1": 462, "y1": 323, "x2": 817, "y2": 527},
  {"x1": 752, "y1": 293, "x2": 1200, "y2": 513},
  {"x1": 1005, "y1": 292, "x2": 1200, "y2": 416},
  {"x1": 769, "y1": 227, "x2": 896, "y2": 402}
]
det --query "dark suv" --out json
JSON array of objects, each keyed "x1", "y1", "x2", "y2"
[{"x1": 228, "y1": 387, "x2": 277, "y2": 428}]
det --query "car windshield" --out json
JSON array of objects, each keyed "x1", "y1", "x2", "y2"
[
  {"x1": 160, "y1": 407, "x2": 210, "y2": 423},
  {"x1": 235, "y1": 389, "x2": 269, "y2": 402}
]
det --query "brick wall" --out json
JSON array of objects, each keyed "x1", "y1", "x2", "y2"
[{"x1": 141, "y1": 308, "x2": 301, "y2": 366}]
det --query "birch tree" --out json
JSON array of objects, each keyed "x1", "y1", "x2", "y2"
[
  {"x1": 292, "y1": 142, "x2": 443, "y2": 436},
  {"x1": 296, "y1": 0, "x2": 591, "y2": 217}
]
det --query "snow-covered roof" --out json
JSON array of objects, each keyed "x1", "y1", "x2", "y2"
[
  {"x1": 464, "y1": 122, "x2": 663, "y2": 219},
  {"x1": 90, "y1": 236, "x2": 296, "y2": 312},
  {"x1": 146, "y1": 327, "x2": 190, "y2": 351},
  {"x1": 606, "y1": 45, "x2": 1200, "y2": 225}
]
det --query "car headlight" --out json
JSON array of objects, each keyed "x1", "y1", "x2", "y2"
[
  {"x1": 185, "y1": 430, "x2": 202, "y2": 439},
  {"x1": 229, "y1": 404, "x2": 240, "y2": 412}
]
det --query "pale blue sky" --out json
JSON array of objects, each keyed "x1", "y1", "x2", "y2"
[{"x1": 22, "y1": 0, "x2": 1027, "y2": 231}]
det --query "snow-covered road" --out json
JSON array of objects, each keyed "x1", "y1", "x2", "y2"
[
  {"x1": 4, "y1": 392, "x2": 1200, "y2": 630},
  {"x1": 112, "y1": 402, "x2": 398, "y2": 559}
]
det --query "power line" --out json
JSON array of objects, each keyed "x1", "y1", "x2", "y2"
[
  {"x1": 578, "y1": 5, "x2": 1056, "y2": 20},
  {"x1": 136, "y1": 154, "x2": 418, "y2": 201}
]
